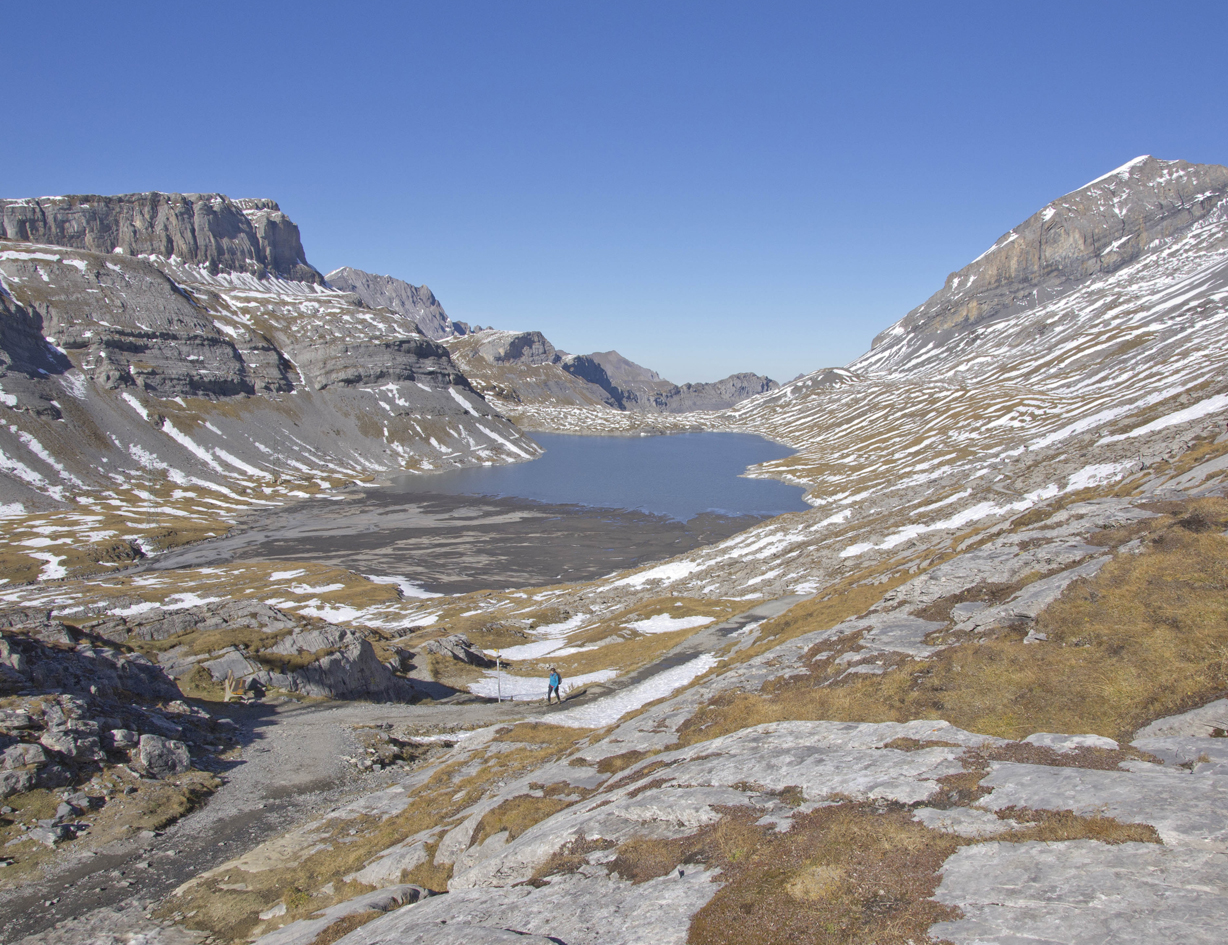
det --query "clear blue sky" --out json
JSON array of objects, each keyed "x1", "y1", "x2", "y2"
[{"x1": 5, "y1": 2, "x2": 1227, "y2": 383}]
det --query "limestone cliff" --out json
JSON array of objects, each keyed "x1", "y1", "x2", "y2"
[
  {"x1": 0, "y1": 192, "x2": 323, "y2": 285},
  {"x1": 0, "y1": 194, "x2": 539, "y2": 512},
  {"x1": 326, "y1": 266, "x2": 474, "y2": 339},
  {"x1": 869, "y1": 155, "x2": 1228, "y2": 369}
]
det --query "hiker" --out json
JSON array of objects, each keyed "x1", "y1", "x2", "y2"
[{"x1": 547, "y1": 667, "x2": 562, "y2": 704}]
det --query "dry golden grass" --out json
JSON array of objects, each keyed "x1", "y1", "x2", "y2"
[
  {"x1": 540, "y1": 795, "x2": 1157, "y2": 945},
  {"x1": 997, "y1": 808, "x2": 1160, "y2": 844},
  {"x1": 472, "y1": 795, "x2": 571, "y2": 847},
  {"x1": 492, "y1": 722, "x2": 591, "y2": 748},
  {"x1": 603, "y1": 804, "x2": 961, "y2": 945},
  {"x1": 676, "y1": 497, "x2": 1228, "y2": 744},
  {"x1": 531, "y1": 834, "x2": 618, "y2": 883},
  {"x1": 592, "y1": 749, "x2": 651, "y2": 775},
  {"x1": 173, "y1": 725, "x2": 593, "y2": 941},
  {"x1": 309, "y1": 911, "x2": 381, "y2": 945}
]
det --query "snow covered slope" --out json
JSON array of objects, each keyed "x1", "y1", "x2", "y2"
[{"x1": 0, "y1": 195, "x2": 539, "y2": 518}]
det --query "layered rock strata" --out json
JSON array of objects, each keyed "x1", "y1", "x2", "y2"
[
  {"x1": 0, "y1": 193, "x2": 323, "y2": 284},
  {"x1": 325, "y1": 267, "x2": 474, "y2": 339},
  {"x1": 0, "y1": 193, "x2": 539, "y2": 511}
]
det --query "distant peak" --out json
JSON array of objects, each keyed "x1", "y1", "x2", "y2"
[{"x1": 1078, "y1": 154, "x2": 1155, "y2": 190}]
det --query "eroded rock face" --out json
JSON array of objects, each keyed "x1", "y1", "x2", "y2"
[
  {"x1": 0, "y1": 193, "x2": 323, "y2": 284},
  {"x1": 870, "y1": 155, "x2": 1228, "y2": 368},
  {"x1": 562, "y1": 351, "x2": 778, "y2": 413},
  {"x1": 325, "y1": 267, "x2": 470, "y2": 340}
]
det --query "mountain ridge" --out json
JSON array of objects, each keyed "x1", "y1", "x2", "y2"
[
  {"x1": 868, "y1": 155, "x2": 1228, "y2": 371},
  {"x1": 325, "y1": 266, "x2": 476, "y2": 340},
  {"x1": 0, "y1": 192, "x2": 324, "y2": 285}
]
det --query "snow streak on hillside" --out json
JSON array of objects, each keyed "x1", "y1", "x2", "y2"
[{"x1": 555, "y1": 158, "x2": 1228, "y2": 603}]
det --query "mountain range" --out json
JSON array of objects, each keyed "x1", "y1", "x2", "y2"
[
  {"x1": 326, "y1": 266, "x2": 779, "y2": 417},
  {"x1": 1, "y1": 157, "x2": 1227, "y2": 945}
]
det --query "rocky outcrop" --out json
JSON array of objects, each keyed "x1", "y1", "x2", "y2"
[
  {"x1": 1, "y1": 608, "x2": 182, "y2": 701},
  {"x1": 870, "y1": 156, "x2": 1228, "y2": 369},
  {"x1": 0, "y1": 193, "x2": 323, "y2": 284},
  {"x1": 424, "y1": 633, "x2": 496, "y2": 667},
  {"x1": 81, "y1": 599, "x2": 298, "y2": 644},
  {"x1": 473, "y1": 331, "x2": 559, "y2": 366},
  {"x1": 0, "y1": 611, "x2": 227, "y2": 799},
  {"x1": 445, "y1": 333, "x2": 777, "y2": 417},
  {"x1": 0, "y1": 210, "x2": 539, "y2": 509},
  {"x1": 325, "y1": 267, "x2": 473, "y2": 339},
  {"x1": 81, "y1": 600, "x2": 421, "y2": 703},
  {"x1": 256, "y1": 626, "x2": 419, "y2": 701}
]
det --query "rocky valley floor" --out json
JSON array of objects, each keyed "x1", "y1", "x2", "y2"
[
  {"x1": 142, "y1": 490, "x2": 767, "y2": 595},
  {"x1": 2, "y1": 159, "x2": 1228, "y2": 943}
]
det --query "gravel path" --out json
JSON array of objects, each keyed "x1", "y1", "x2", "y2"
[
  {"x1": 4, "y1": 596, "x2": 791, "y2": 943},
  {"x1": 3, "y1": 698, "x2": 527, "y2": 944}
]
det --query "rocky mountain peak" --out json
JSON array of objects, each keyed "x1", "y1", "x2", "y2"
[
  {"x1": 325, "y1": 267, "x2": 473, "y2": 340},
  {"x1": 866, "y1": 155, "x2": 1228, "y2": 371},
  {"x1": 473, "y1": 330, "x2": 560, "y2": 366},
  {"x1": 0, "y1": 191, "x2": 323, "y2": 284}
]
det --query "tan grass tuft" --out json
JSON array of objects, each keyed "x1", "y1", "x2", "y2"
[
  {"x1": 472, "y1": 795, "x2": 571, "y2": 847},
  {"x1": 676, "y1": 498, "x2": 1228, "y2": 745}
]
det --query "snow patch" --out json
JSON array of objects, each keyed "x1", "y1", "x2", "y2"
[
  {"x1": 625, "y1": 614, "x2": 716, "y2": 635},
  {"x1": 1099, "y1": 393, "x2": 1228, "y2": 444},
  {"x1": 548, "y1": 654, "x2": 719, "y2": 728},
  {"x1": 364, "y1": 574, "x2": 441, "y2": 599}
]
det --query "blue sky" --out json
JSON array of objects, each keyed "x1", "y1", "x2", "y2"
[{"x1": 5, "y1": 1, "x2": 1227, "y2": 383}]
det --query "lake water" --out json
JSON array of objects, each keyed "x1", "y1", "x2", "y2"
[
  {"x1": 150, "y1": 432, "x2": 811, "y2": 593},
  {"x1": 391, "y1": 432, "x2": 810, "y2": 521}
]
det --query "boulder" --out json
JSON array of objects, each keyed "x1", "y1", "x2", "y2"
[
  {"x1": 0, "y1": 769, "x2": 35, "y2": 798},
  {"x1": 39, "y1": 730, "x2": 105, "y2": 762},
  {"x1": 1, "y1": 743, "x2": 47, "y2": 769},
  {"x1": 28, "y1": 824, "x2": 71, "y2": 847},
  {"x1": 424, "y1": 634, "x2": 495, "y2": 668},
  {"x1": 137, "y1": 735, "x2": 191, "y2": 778},
  {"x1": 106, "y1": 729, "x2": 140, "y2": 750}
]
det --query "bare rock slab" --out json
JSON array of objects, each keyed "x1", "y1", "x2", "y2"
[{"x1": 932, "y1": 840, "x2": 1228, "y2": 945}]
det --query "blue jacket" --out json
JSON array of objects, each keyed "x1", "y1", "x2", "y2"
[{"x1": 549, "y1": 672, "x2": 561, "y2": 687}]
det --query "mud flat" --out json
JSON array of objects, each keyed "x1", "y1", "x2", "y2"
[{"x1": 145, "y1": 491, "x2": 767, "y2": 594}]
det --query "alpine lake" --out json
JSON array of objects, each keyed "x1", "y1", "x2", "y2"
[{"x1": 149, "y1": 432, "x2": 810, "y2": 593}]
